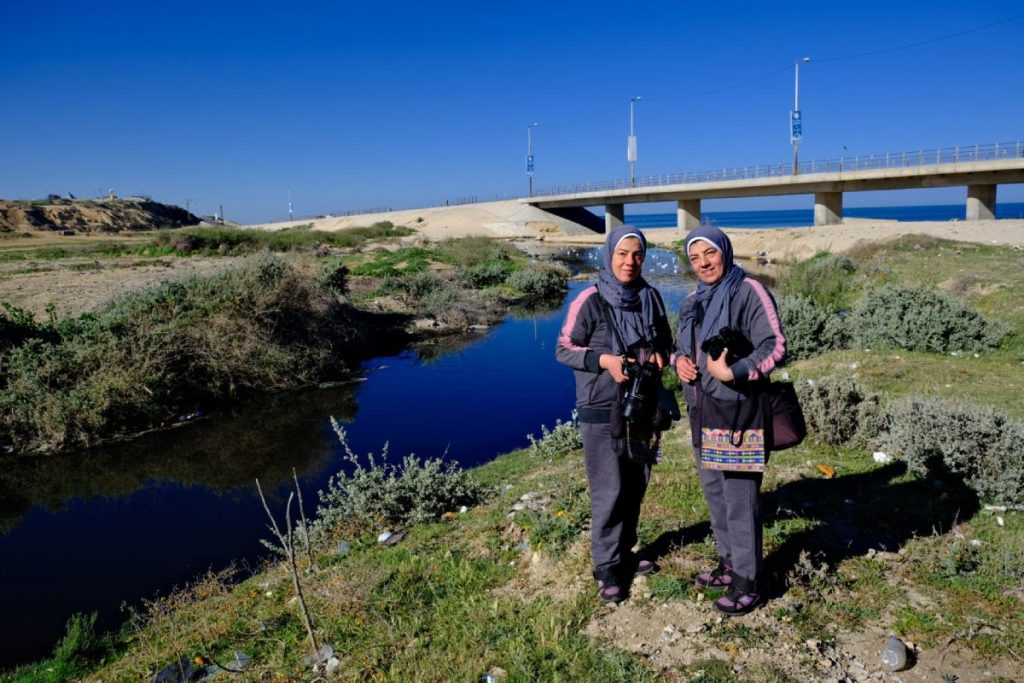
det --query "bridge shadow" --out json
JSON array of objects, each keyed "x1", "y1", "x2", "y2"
[{"x1": 640, "y1": 462, "x2": 979, "y2": 599}]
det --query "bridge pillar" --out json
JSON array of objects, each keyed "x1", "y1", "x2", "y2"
[
  {"x1": 677, "y1": 199, "x2": 701, "y2": 230},
  {"x1": 814, "y1": 192, "x2": 843, "y2": 226},
  {"x1": 966, "y1": 184, "x2": 996, "y2": 220},
  {"x1": 605, "y1": 203, "x2": 625, "y2": 232}
]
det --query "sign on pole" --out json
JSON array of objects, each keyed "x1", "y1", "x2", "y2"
[
  {"x1": 526, "y1": 155, "x2": 534, "y2": 173},
  {"x1": 790, "y1": 110, "x2": 803, "y2": 143}
]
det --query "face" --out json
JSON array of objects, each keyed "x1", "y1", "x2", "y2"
[
  {"x1": 611, "y1": 237, "x2": 644, "y2": 284},
  {"x1": 688, "y1": 241, "x2": 726, "y2": 285}
]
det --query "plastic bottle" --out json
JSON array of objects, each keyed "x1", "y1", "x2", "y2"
[{"x1": 880, "y1": 635, "x2": 908, "y2": 671}]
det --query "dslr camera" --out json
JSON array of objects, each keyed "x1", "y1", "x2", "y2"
[
  {"x1": 621, "y1": 359, "x2": 659, "y2": 424},
  {"x1": 700, "y1": 326, "x2": 753, "y2": 362}
]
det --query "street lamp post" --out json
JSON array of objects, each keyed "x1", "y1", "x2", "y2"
[
  {"x1": 791, "y1": 57, "x2": 810, "y2": 175},
  {"x1": 526, "y1": 122, "x2": 539, "y2": 197},
  {"x1": 629, "y1": 96, "x2": 641, "y2": 187}
]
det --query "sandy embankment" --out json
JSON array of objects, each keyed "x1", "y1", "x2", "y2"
[{"x1": 251, "y1": 200, "x2": 1024, "y2": 262}]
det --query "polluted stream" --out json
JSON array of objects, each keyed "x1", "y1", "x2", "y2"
[{"x1": 0, "y1": 247, "x2": 693, "y2": 669}]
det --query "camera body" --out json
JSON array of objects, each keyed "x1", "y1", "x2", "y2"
[
  {"x1": 700, "y1": 326, "x2": 753, "y2": 363},
  {"x1": 621, "y1": 359, "x2": 659, "y2": 423}
]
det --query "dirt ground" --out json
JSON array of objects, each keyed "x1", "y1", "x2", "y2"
[{"x1": 0, "y1": 252, "x2": 233, "y2": 319}]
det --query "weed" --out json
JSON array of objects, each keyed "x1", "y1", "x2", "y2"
[
  {"x1": 313, "y1": 418, "x2": 487, "y2": 538},
  {"x1": 526, "y1": 412, "x2": 582, "y2": 460}
]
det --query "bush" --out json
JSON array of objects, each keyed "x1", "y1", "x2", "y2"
[
  {"x1": 317, "y1": 256, "x2": 349, "y2": 294},
  {"x1": 796, "y1": 375, "x2": 882, "y2": 447},
  {"x1": 527, "y1": 413, "x2": 582, "y2": 460},
  {"x1": 877, "y1": 397, "x2": 1024, "y2": 505},
  {"x1": 435, "y1": 237, "x2": 518, "y2": 267},
  {"x1": 777, "y1": 294, "x2": 849, "y2": 361},
  {"x1": 780, "y1": 251, "x2": 859, "y2": 309},
  {"x1": 314, "y1": 418, "x2": 487, "y2": 536},
  {"x1": 456, "y1": 259, "x2": 515, "y2": 288},
  {"x1": 848, "y1": 284, "x2": 1008, "y2": 353},
  {"x1": 505, "y1": 264, "x2": 569, "y2": 297},
  {"x1": 0, "y1": 253, "x2": 365, "y2": 452}
]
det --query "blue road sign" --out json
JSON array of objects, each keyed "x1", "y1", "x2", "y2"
[
  {"x1": 527, "y1": 155, "x2": 534, "y2": 173},
  {"x1": 790, "y1": 110, "x2": 803, "y2": 143}
]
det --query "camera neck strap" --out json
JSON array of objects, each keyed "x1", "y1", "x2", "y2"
[{"x1": 596, "y1": 289, "x2": 629, "y2": 357}]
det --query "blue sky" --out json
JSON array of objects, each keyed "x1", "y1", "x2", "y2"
[{"x1": 3, "y1": 1, "x2": 1023, "y2": 223}]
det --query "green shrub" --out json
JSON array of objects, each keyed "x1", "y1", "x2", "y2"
[
  {"x1": 796, "y1": 375, "x2": 882, "y2": 447},
  {"x1": 877, "y1": 397, "x2": 1024, "y2": 505},
  {"x1": 777, "y1": 294, "x2": 849, "y2": 361},
  {"x1": 527, "y1": 413, "x2": 582, "y2": 460},
  {"x1": 456, "y1": 259, "x2": 515, "y2": 288},
  {"x1": 505, "y1": 264, "x2": 569, "y2": 297},
  {"x1": 317, "y1": 256, "x2": 349, "y2": 294},
  {"x1": 435, "y1": 237, "x2": 518, "y2": 267},
  {"x1": 848, "y1": 284, "x2": 1008, "y2": 353},
  {"x1": 0, "y1": 253, "x2": 365, "y2": 452},
  {"x1": 314, "y1": 418, "x2": 487, "y2": 536},
  {"x1": 779, "y1": 251, "x2": 859, "y2": 309}
]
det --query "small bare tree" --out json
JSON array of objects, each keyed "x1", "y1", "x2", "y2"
[{"x1": 255, "y1": 478, "x2": 319, "y2": 656}]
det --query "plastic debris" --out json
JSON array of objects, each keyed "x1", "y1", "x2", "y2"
[
  {"x1": 872, "y1": 451, "x2": 892, "y2": 464},
  {"x1": 152, "y1": 657, "x2": 194, "y2": 683},
  {"x1": 302, "y1": 644, "x2": 335, "y2": 668},
  {"x1": 880, "y1": 635, "x2": 908, "y2": 671},
  {"x1": 816, "y1": 464, "x2": 836, "y2": 478},
  {"x1": 337, "y1": 540, "x2": 351, "y2": 557},
  {"x1": 379, "y1": 530, "x2": 405, "y2": 546}
]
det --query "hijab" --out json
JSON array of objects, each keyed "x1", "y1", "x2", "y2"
[
  {"x1": 596, "y1": 225, "x2": 664, "y2": 353},
  {"x1": 680, "y1": 225, "x2": 748, "y2": 356}
]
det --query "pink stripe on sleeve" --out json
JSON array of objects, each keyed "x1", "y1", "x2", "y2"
[
  {"x1": 744, "y1": 277, "x2": 785, "y2": 380},
  {"x1": 558, "y1": 286, "x2": 598, "y2": 351}
]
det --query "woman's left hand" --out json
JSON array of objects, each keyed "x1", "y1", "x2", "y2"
[{"x1": 705, "y1": 350, "x2": 735, "y2": 382}]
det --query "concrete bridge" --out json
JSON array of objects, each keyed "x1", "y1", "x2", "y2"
[{"x1": 525, "y1": 141, "x2": 1024, "y2": 232}]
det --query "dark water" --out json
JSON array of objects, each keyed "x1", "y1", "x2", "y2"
[
  {"x1": 0, "y1": 248, "x2": 692, "y2": 669},
  {"x1": 627, "y1": 201, "x2": 1024, "y2": 229}
]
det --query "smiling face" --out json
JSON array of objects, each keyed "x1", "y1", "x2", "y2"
[
  {"x1": 611, "y1": 236, "x2": 644, "y2": 284},
  {"x1": 688, "y1": 240, "x2": 726, "y2": 285}
]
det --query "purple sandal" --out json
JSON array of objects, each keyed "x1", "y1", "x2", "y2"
[
  {"x1": 635, "y1": 559, "x2": 657, "y2": 576},
  {"x1": 695, "y1": 561, "x2": 733, "y2": 589},
  {"x1": 596, "y1": 579, "x2": 624, "y2": 604},
  {"x1": 712, "y1": 576, "x2": 761, "y2": 616}
]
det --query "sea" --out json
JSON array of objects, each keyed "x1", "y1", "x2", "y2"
[{"x1": 624, "y1": 202, "x2": 1024, "y2": 229}]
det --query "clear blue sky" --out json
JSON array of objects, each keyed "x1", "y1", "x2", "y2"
[{"x1": 3, "y1": 1, "x2": 1023, "y2": 223}]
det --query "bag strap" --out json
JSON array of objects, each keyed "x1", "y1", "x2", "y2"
[{"x1": 596, "y1": 288, "x2": 628, "y2": 357}]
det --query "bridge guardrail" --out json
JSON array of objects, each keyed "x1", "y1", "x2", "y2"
[
  {"x1": 532, "y1": 140, "x2": 1024, "y2": 197},
  {"x1": 324, "y1": 140, "x2": 1023, "y2": 218}
]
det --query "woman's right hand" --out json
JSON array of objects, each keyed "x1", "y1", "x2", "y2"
[
  {"x1": 599, "y1": 354, "x2": 629, "y2": 383},
  {"x1": 675, "y1": 356, "x2": 698, "y2": 384}
]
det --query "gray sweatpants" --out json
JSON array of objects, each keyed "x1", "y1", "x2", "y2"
[
  {"x1": 582, "y1": 422, "x2": 651, "y2": 575},
  {"x1": 696, "y1": 448, "x2": 763, "y2": 585}
]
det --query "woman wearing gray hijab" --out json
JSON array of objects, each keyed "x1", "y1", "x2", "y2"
[
  {"x1": 674, "y1": 225, "x2": 785, "y2": 616},
  {"x1": 556, "y1": 225, "x2": 672, "y2": 603}
]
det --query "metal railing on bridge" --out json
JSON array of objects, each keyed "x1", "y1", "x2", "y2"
[{"x1": 531, "y1": 140, "x2": 1024, "y2": 198}]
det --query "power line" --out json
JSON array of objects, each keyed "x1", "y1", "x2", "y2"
[{"x1": 816, "y1": 11, "x2": 1024, "y2": 63}]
